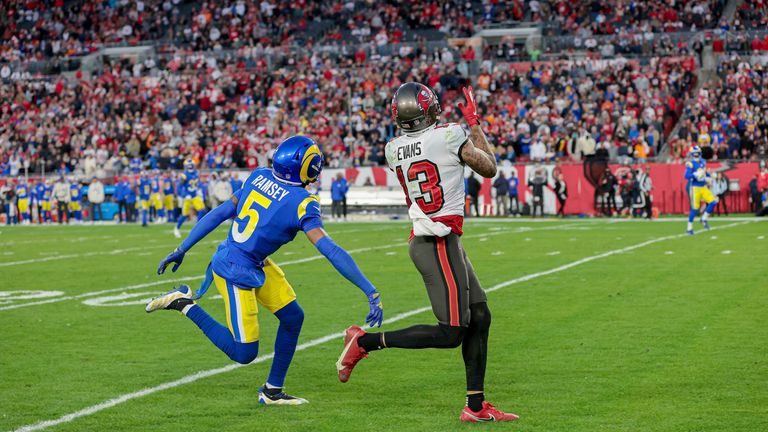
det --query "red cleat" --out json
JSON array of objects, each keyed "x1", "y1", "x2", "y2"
[
  {"x1": 336, "y1": 325, "x2": 368, "y2": 383},
  {"x1": 460, "y1": 401, "x2": 519, "y2": 422}
]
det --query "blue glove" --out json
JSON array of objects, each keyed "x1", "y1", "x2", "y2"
[
  {"x1": 366, "y1": 291, "x2": 383, "y2": 328},
  {"x1": 157, "y1": 248, "x2": 185, "y2": 274}
]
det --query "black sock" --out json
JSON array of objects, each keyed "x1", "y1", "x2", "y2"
[
  {"x1": 168, "y1": 297, "x2": 194, "y2": 312},
  {"x1": 357, "y1": 333, "x2": 384, "y2": 352},
  {"x1": 263, "y1": 385, "x2": 282, "y2": 396},
  {"x1": 466, "y1": 393, "x2": 484, "y2": 412}
]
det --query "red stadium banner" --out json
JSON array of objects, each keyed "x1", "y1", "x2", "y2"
[{"x1": 321, "y1": 161, "x2": 761, "y2": 215}]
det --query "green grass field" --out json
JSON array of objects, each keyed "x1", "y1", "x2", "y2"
[{"x1": 1, "y1": 218, "x2": 767, "y2": 432}]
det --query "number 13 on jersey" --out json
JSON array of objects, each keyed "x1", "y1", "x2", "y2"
[
  {"x1": 396, "y1": 160, "x2": 444, "y2": 214},
  {"x1": 232, "y1": 190, "x2": 272, "y2": 243}
]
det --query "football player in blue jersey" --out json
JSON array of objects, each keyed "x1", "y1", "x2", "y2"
[
  {"x1": 162, "y1": 172, "x2": 177, "y2": 223},
  {"x1": 174, "y1": 159, "x2": 207, "y2": 238},
  {"x1": 149, "y1": 170, "x2": 165, "y2": 223},
  {"x1": 138, "y1": 171, "x2": 153, "y2": 227},
  {"x1": 68, "y1": 177, "x2": 83, "y2": 223},
  {"x1": 684, "y1": 146, "x2": 717, "y2": 234},
  {"x1": 147, "y1": 136, "x2": 383, "y2": 405},
  {"x1": 15, "y1": 177, "x2": 31, "y2": 224}
]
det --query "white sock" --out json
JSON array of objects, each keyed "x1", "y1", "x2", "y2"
[
  {"x1": 687, "y1": 222, "x2": 693, "y2": 231},
  {"x1": 181, "y1": 303, "x2": 195, "y2": 315},
  {"x1": 266, "y1": 382, "x2": 280, "y2": 390},
  {"x1": 702, "y1": 212, "x2": 709, "y2": 222}
]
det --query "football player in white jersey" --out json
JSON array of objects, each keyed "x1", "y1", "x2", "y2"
[{"x1": 336, "y1": 83, "x2": 518, "y2": 422}]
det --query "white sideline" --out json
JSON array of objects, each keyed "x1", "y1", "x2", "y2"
[
  {"x1": 0, "y1": 223, "x2": 579, "y2": 312},
  {"x1": 10, "y1": 221, "x2": 750, "y2": 432}
]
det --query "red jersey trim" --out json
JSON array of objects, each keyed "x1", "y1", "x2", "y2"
[{"x1": 408, "y1": 215, "x2": 464, "y2": 240}]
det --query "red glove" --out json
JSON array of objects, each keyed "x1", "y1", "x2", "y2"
[{"x1": 457, "y1": 86, "x2": 480, "y2": 127}]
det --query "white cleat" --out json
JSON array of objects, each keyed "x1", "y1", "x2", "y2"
[
  {"x1": 258, "y1": 386, "x2": 308, "y2": 405},
  {"x1": 173, "y1": 227, "x2": 182, "y2": 238},
  {"x1": 145, "y1": 285, "x2": 194, "y2": 313}
]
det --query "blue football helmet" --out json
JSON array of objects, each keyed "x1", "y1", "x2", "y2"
[
  {"x1": 689, "y1": 145, "x2": 702, "y2": 161},
  {"x1": 183, "y1": 158, "x2": 196, "y2": 172},
  {"x1": 272, "y1": 136, "x2": 324, "y2": 185}
]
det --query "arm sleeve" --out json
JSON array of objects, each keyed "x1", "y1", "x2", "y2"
[
  {"x1": 298, "y1": 194, "x2": 323, "y2": 232},
  {"x1": 684, "y1": 162, "x2": 694, "y2": 180},
  {"x1": 315, "y1": 236, "x2": 376, "y2": 296},
  {"x1": 179, "y1": 199, "x2": 237, "y2": 252}
]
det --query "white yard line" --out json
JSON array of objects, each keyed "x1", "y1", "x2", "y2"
[
  {"x1": 10, "y1": 221, "x2": 751, "y2": 432},
  {"x1": 0, "y1": 223, "x2": 578, "y2": 312}
]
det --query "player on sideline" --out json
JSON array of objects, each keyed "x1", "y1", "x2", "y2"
[
  {"x1": 150, "y1": 170, "x2": 165, "y2": 223},
  {"x1": 15, "y1": 177, "x2": 31, "y2": 224},
  {"x1": 174, "y1": 159, "x2": 206, "y2": 238},
  {"x1": 162, "y1": 172, "x2": 177, "y2": 223},
  {"x1": 68, "y1": 177, "x2": 83, "y2": 223},
  {"x1": 138, "y1": 171, "x2": 152, "y2": 227},
  {"x1": 147, "y1": 136, "x2": 384, "y2": 405},
  {"x1": 684, "y1": 145, "x2": 717, "y2": 235},
  {"x1": 336, "y1": 84, "x2": 518, "y2": 422}
]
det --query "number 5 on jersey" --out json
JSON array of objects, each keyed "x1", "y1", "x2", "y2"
[{"x1": 232, "y1": 190, "x2": 272, "y2": 243}]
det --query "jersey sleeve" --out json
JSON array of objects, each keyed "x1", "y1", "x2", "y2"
[
  {"x1": 384, "y1": 141, "x2": 397, "y2": 171},
  {"x1": 298, "y1": 194, "x2": 323, "y2": 232},
  {"x1": 684, "y1": 162, "x2": 694, "y2": 180},
  {"x1": 443, "y1": 123, "x2": 470, "y2": 162}
]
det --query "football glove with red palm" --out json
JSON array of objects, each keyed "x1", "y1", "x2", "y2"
[{"x1": 457, "y1": 86, "x2": 480, "y2": 127}]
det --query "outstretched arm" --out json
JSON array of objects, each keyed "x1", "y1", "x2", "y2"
[
  {"x1": 305, "y1": 227, "x2": 383, "y2": 327},
  {"x1": 157, "y1": 196, "x2": 238, "y2": 274},
  {"x1": 457, "y1": 86, "x2": 497, "y2": 178}
]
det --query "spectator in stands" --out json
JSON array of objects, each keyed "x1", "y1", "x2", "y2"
[
  {"x1": 331, "y1": 173, "x2": 349, "y2": 221},
  {"x1": 493, "y1": 171, "x2": 510, "y2": 216},
  {"x1": 87, "y1": 177, "x2": 105, "y2": 222},
  {"x1": 52, "y1": 175, "x2": 70, "y2": 224},
  {"x1": 554, "y1": 172, "x2": 568, "y2": 217},
  {"x1": 508, "y1": 169, "x2": 520, "y2": 216},
  {"x1": 466, "y1": 173, "x2": 481, "y2": 217}
]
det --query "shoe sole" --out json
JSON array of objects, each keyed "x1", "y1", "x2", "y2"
[
  {"x1": 145, "y1": 289, "x2": 192, "y2": 313},
  {"x1": 336, "y1": 331, "x2": 361, "y2": 383},
  {"x1": 258, "y1": 393, "x2": 308, "y2": 405}
]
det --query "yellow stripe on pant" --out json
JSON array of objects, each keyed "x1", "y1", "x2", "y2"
[
  {"x1": 211, "y1": 258, "x2": 296, "y2": 343},
  {"x1": 213, "y1": 272, "x2": 260, "y2": 343}
]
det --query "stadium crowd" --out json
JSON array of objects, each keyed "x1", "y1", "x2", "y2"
[
  {"x1": 668, "y1": 56, "x2": 768, "y2": 161},
  {"x1": 1, "y1": 46, "x2": 701, "y2": 181}
]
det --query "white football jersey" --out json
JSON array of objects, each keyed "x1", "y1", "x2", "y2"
[{"x1": 385, "y1": 123, "x2": 468, "y2": 220}]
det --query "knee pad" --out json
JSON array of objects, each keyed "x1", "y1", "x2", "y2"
[
  {"x1": 469, "y1": 302, "x2": 491, "y2": 330},
  {"x1": 438, "y1": 324, "x2": 465, "y2": 348},
  {"x1": 275, "y1": 301, "x2": 305, "y2": 329},
  {"x1": 230, "y1": 341, "x2": 259, "y2": 364}
]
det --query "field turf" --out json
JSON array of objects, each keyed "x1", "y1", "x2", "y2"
[{"x1": 1, "y1": 218, "x2": 766, "y2": 432}]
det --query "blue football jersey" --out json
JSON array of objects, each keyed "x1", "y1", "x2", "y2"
[
  {"x1": 139, "y1": 178, "x2": 152, "y2": 200},
  {"x1": 180, "y1": 170, "x2": 200, "y2": 198},
  {"x1": 684, "y1": 159, "x2": 708, "y2": 187},
  {"x1": 69, "y1": 184, "x2": 81, "y2": 202},
  {"x1": 16, "y1": 184, "x2": 29, "y2": 199},
  {"x1": 163, "y1": 177, "x2": 175, "y2": 195},
  {"x1": 150, "y1": 177, "x2": 161, "y2": 193},
  {"x1": 210, "y1": 168, "x2": 322, "y2": 288}
]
